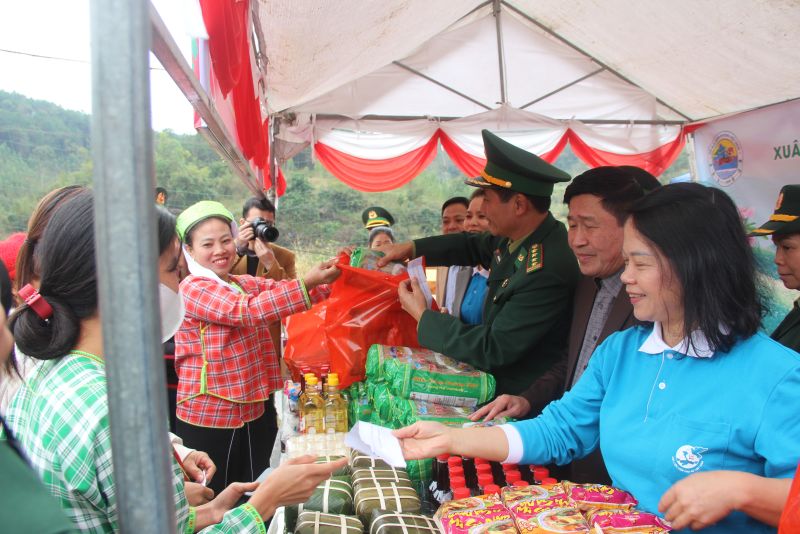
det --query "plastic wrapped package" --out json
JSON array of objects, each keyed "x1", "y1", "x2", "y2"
[
  {"x1": 367, "y1": 381, "x2": 394, "y2": 422},
  {"x1": 404, "y1": 458, "x2": 432, "y2": 483},
  {"x1": 294, "y1": 511, "x2": 364, "y2": 534},
  {"x1": 286, "y1": 432, "x2": 348, "y2": 458},
  {"x1": 348, "y1": 382, "x2": 373, "y2": 426},
  {"x1": 501, "y1": 482, "x2": 564, "y2": 508},
  {"x1": 366, "y1": 345, "x2": 496, "y2": 406},
  {"x1": 438, "y1": 503, "x2": 516, "y2": 534},
  {"x1": 435, "y1": 494, "x2": 503, "y2": 520},
  {"x1": 369, "y1": 510, "x2": 440, "y2": 534},
  {"x1": 562, "y1": 482, "x2": 638, "y2": 512},
  {"x1": 353, "y1": 481, "x2": 421, "y2": 521},
  {"x1": 391, "y1": 398, "x2": 473, "y2": 428},
  {"x1": 510, "y1": 494, "x2": 589, "y2": 533},
  {"x1": 350, "y1": 247, "x2": 407, "y2": 275},
  {"x1": 286, "y1": 478, "x2": 355, "y2": 531},
  {"x1": 585, "y1": 509, "x2": 672, "y2": 532}
]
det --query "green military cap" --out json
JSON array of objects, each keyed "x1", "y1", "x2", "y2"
[
  {"x1": 750, "y1": 185, "x2": 800, "y2": 236},
  {"x1": 176, "y1": 200, "x2": 236, "y2": 241},
  {"x1": 362, "y1": 206, "x2": 395, "y2": 230},
  {"x1": 465, "y1": 130, "x2": 571, "y2": 196}
]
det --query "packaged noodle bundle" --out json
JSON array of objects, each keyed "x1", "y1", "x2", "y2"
[
  {"x1": 366, "y1": 345, "x2": 495, "y2": 406},
  {"x1": 349, "y1": 382, "x2": 373, "y2": 426},
  {"x1": 295, "y1": 511, "x2": 364, "y2": 534},
  {"x1": 510, "y1": 494, "x2": 589, "y2": 534},
  {"x1": 350, "y1": 247, "x2": 407, "y2": 275},
  {"x1": 391, "y1": 398, "x2": 473, "y2": 428},
  {"x1": 585, "y1": 509, "x2": 672, "y2": 533},
  {"x1": 367, "y1": 381, "x2": 394, "y2": 421},
  {"x1": 286, "y1": 478, "x2": 355, "y2": 531},
  {"x1": 369, "y1": 511, "x2": 440, "y2": 534},
  {"x1": 404, "y1": 458, "x2": 432, "y2": 483},
  {"x1": 352, "y1": 467, "x2": 412, "y2": 487},
  {"x1": 435, "y1": 493, "x2": 503, "y2": 520},
  {"x1": 354, "y1": 481, "x2": 421, "y2": 521},
  {"x1": 562, "y1": 482, "x2": 638, "y2": 512},
  {"x1": 501, "y1": 482, "x2": 564, "y2": 508},
  {"x1": 438, "y1": 504, "x2": 517, "y2": 534}
]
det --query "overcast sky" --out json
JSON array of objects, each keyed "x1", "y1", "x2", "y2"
[{"x1": 0, "y1": 0, "x2": 199, "y2": 134}]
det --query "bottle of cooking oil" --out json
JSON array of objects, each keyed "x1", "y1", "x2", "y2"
[
  {"x1": 323, "y1": 373, "x2": 349, "y2": 433},
  {"x1": 300, "y1": 375, "x2": 324, "y2": 434}
]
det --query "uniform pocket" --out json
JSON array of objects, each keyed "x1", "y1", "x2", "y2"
[{"x1": 651, "y1": 414, "x2": 730, "y2": 485}]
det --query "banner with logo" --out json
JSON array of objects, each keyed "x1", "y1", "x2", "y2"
[{"x1": 693, "y1": 98, "x2": 800, "y2": 331}]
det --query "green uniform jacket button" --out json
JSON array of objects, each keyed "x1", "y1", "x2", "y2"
[{"x1": 502, "y1": 279, "x2": 509, "y2": 288}]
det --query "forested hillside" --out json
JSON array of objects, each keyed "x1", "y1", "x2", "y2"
[{"x1": 0, "y1": 90, "x2": 691, "y2": 269}]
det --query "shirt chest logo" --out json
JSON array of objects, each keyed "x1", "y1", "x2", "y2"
[{"x1": 672, "y1": 444, "x2": 708, "y2": 473}]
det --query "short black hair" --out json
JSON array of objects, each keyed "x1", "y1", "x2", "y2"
[
  {"x1": 242, "y1": 196, "x2": 276, "y2": 218},
  {"x1": 469, "y1": 189, "x2": 486, "y2": 201},
  {"x1": 156, "y1": 205, "x2": 178, "y2": 254},
  {"x1": 495, "y1": 189, "x2": 551, "y2": 213},
  {"x1": 155, "y1": 187, "x2": 168, "y2": 201},
  {"x1": 442, "y1": 197, "x2": 469, "y2": 214},
  {"x1": 368, "y1": 227, "x2": 395, "y2": 247},
  {"x1": 564, "y1": 166, "x2": 661, "y2": 225},
  {"x1": 627, "y1": 183, "x2": 763, "y2": 353}
]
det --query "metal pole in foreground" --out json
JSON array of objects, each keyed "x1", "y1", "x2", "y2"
[{"x1": 89, "y1": 0, "x2": 176, "y2": 532}]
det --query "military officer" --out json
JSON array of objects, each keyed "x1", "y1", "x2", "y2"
[
  {"x1": 378, "y1": 130, "x2": 579, "y2": 395},
  {"x1": 362, "y1": 206, "x2": 395, "y2": 231}
]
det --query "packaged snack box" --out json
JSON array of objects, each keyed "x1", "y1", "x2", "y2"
[
  {"x1": 501, "y1": 482, "x2": 564, "y2": 508},
  {"x1": 435, "y1": 494, "x2": 503, "y2": 521},
  {"x1": 439, "y1": 503, "x2": 517, "y2": 534},
  {"x1": 562, "y1": 482, "x2": 638, "y2": 512},
  {"x1": 510, "y1": 494, "x2": 589, "y2": 533},
  {"x1": 585, "y1": 509, "x2": 671, "y2": 533}
]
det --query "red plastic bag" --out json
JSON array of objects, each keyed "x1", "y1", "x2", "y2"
[
  {"x1": 284, "y1": 257, "x2": 428, "y2": 388},
  {"x1": 779, "y1": 462, "x2": 800, "y2": 533}
]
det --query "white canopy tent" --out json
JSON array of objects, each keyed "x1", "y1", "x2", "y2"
[{"x1": 243, "y1": 0, "x2": 800, "y2": 189}]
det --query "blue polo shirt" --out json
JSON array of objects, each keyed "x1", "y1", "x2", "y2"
[
  {"x1": 502, "y1": 324, "x2": 800, "y2": 534},
  {"x1": 459, "y1": 269, "x2": 489, "y2": 325}
]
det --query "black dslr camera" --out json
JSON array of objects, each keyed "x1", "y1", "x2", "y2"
[{"x1": 250, "y1": 217, "x2": 279, "y2": 242}]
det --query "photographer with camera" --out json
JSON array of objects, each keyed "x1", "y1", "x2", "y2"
[{"x1": 233, "y1": 197, "x2": 296, "y2": 281}]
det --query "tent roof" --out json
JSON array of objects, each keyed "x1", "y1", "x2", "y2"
[{"x1": 255, "y1": 0, "x2": 800, "y2": 123}]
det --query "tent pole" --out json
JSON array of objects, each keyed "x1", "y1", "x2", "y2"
[
  {"x1": 268, "y1": 116, "x2": 277, "y2": 205},
  {"x1": 393, "y1": 61, "x2": 492, "y2": 110},
  {"x1": 520, "y1": 68, "x2": 605, "y2": 109},
  {"x1": 493, "y1": 0, "x2": 507, "y2": 104},
  {"x1": 313, "y1": 113, "x2": 684, "y2": 126},
  {"x1": 501, "y1": 0, "x2": 691, "y2": 121},
  {"x1": 90, "y1": 0, "x2": 176, "y2": 532}
]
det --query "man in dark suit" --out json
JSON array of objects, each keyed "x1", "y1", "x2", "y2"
[{"x1": 471, "y1": 165, "x2": 661, "y2": 483}]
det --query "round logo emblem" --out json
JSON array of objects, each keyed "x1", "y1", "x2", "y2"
[
  {"x1": 368, "y1": 210, "x2": 377, "y2": 219},
  {"x1": 672, "y1": 444, "x2": 708, "y2": 473},
  {"x1": 708, "y1": 131, "x2": 742, "y2": 186}
]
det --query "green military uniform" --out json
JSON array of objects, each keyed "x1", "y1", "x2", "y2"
[
  {"x1": 411, "y1": 130, "x2": 579, "y2": 395},
  {"x1": 750, "y1": 184, "x2": 800, "y2": 352}
]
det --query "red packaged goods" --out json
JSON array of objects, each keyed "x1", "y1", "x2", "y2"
[
  {"x1": 562, "y1": 482, "x2": 637, "y2": 511},
  {"x1": 510, "y1": 494, "x2": 589, "y2": 533},
  {"x1": 501, "y1": 483, "x2": 564, "y2": 508},
  {"x1": 439, "y1": 504, "x2": 517, "y2": 534},
  {"x1": 435, "y1": 494, "x2": 503, "y2": 520},
  {"x1": 586, "y1": 509, "x2": 672, "y2": 533}
]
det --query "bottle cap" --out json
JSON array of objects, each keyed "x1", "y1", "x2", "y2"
[
  {"x1": 475, "y1": 458, "x2": 489, "y2": 466},
  {"x1": 478, "y1": 474, "x2": 494, "y2": 487},
  {"x1": 449, "y1": 466, "x2": 464, "y2": 478},
  {"x1": 505, "y1": 470, "x2": 521, "y2": 482},
  {"x1": 448, "y1": 456, "x2": 463, "y2": 467},
  {"x1": 532, "y1": 466, "x2": 549, "y2": 478},
  {"x1": 541, "y1": 477, "x2": 558, "y2": 485},
  {"x1": 327, "y1": 373, "x2": 339, "y2": 386},
  {"x1": 453, "y1": 487, "x2": 471, "y2": 500},
  {"x1": 476, "y1": 464, "x2": 492, "y2": 475},
  {"x1": 502, "y1": 463, "x2": 518, "y2": 472},
  {"x1": 450, "y1": 476, "x2": 466, "y2": 489},
  {"x1": 306, "y1": 375, "x2": 319, "y2": 385},
  {"x1": 512, "y1": 480, "x2": 529, "y2": 487},
  {"x1": 484, "y1": 484, "x2": 501, "y2": 495},
  {"x1": 437, "y1": 454, "x2": 450, "y2": 461}
]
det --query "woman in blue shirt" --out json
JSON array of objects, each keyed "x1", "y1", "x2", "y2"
[{"x1": 394, "y1": 183, "x2": 800, "y2": 533}]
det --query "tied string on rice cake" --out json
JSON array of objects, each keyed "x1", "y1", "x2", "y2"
[
  {"x1": 369, "y1": 511, "x2": 439, "y2": 534},
  {"x1": 295, "y1": 511, "x2": 364, "y2": 534},
  {"x1": 354, "y1": 481, "x2": 421, "y2": 521}
]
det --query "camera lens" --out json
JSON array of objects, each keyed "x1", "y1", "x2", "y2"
[{"x1": 251, "y1": 217, "x2": 279, "y2": 243}]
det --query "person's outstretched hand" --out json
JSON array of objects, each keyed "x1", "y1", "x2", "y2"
[
  {"x1": 470, "y1": 395, "x2": 531, "y2": 422},
  {"x1": 376, "y1": 242, "x2": 414, "y2": 267},
  {"x1": 392, "y1": 422, "x2": 454, "y2": 460},
  {"x1": 659, "y1": 471, "x2": 744, "y2": 530},
  {"x1": 182, "y1": 450, "x2": 217, "y2": 484},
  {"x1": 303, "y1": 260, "x2": 341, "y2": 290},
  {"x1": 248, "y1": 455, "x2": 350, "y2": 520},
  {"x1": 398, "y1": 279, "x2": 427, "y2": 322}
]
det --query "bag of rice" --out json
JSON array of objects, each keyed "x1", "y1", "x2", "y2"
[{"x1": 391, "y1": 398, "x2": 473, "y2": 428}]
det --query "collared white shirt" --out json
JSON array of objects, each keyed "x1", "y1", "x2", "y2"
[{"x1": 638, "y1": 321, "x2": 716, "y2": 358}]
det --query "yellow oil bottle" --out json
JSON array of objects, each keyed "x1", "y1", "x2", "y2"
[
  {"x1": 323, "y1": 373, "x2": 349, "y2": 433},
  {"x1": 300, "y1": 375, "x2": 325, "y2": 434}
]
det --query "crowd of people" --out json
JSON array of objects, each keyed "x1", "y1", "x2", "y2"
[{"x1": 0, "y1": 128, "x2": 799, "y2": 532}]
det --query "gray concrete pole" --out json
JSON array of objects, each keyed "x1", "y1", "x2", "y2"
[{"x1": 90, "y1": 0, "x2": 176, "y2": 532}]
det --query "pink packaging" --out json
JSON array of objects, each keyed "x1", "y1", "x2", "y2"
[
  {"x1": 501, "y1": 482, "x2": 564, "y2": 508},
  {"x1": 586, "y1": 509, "x2": 672, "y2": 533},
  {"x1": 439, "y1": 504, "x2": 517, "y2": 534},
  {"x1": 562, "y1": 482, "x2": 638, "y2": 511}
]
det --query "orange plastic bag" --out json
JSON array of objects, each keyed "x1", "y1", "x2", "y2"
[
  {"x1": 779, "y1": 462, "x2": 800, "y2": 533},
  {"x1": 284, "y1": 258, "x2": 429, "y2": 388}
]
